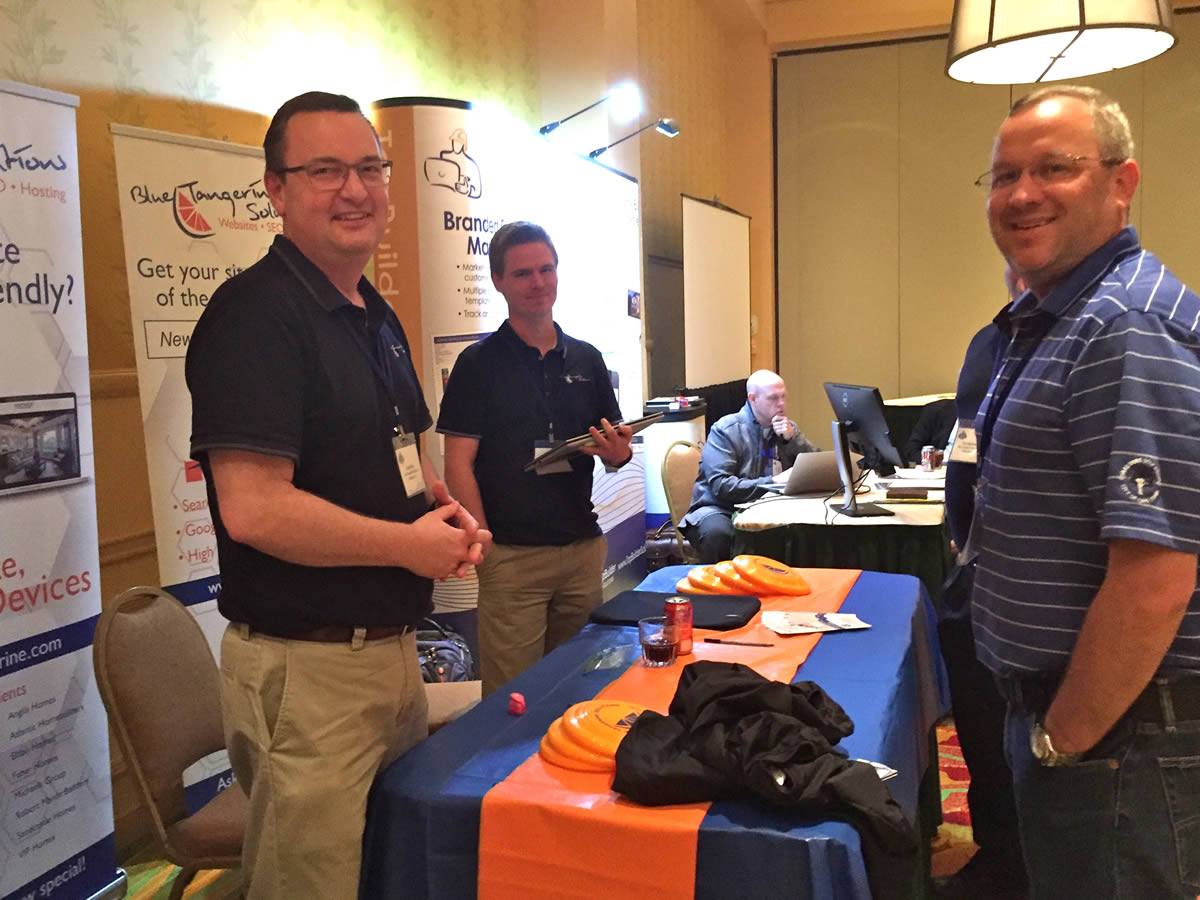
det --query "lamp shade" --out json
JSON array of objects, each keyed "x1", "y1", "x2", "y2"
[{"x1": 946, "y1": 0, "x2": 1175, "y2": 84}]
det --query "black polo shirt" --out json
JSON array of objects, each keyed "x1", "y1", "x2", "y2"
[
  {"x1": 436, "y1": 320, "x2": 621, "y2": 546},
  {"x1": 185, "y1": 235, "x2": 433, "y2": 630}
]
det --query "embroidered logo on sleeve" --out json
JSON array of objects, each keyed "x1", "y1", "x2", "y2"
[{"x1": 1119, "y1": 457, "x2": 1162, "y2": 505}]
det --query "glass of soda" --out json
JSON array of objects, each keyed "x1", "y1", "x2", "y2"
[{"x1": 638, "y1": 616, "x2": 678, "y2": 667}]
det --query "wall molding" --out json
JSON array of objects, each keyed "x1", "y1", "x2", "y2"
[
  {"x1": 91, "y1": 368, "x2": 139, "y2": 399},
  {"x1": 99, "y1": 528, "x2": 157, "y2": 566}
]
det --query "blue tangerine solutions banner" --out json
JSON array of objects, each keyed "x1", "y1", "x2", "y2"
[
  {"x1": 110, "y1": 125, "x2": 277, "y2": 812},
  {"x1": 110, "y1": 124, "x2": 276, "y2": 657},
  {"x1": 0, "y1": 80, "x2": 123, "y2": 900}
]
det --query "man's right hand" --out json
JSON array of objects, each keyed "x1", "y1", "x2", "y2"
[
  {"x1": 429, "y1": 479, "x2": 492, "y2": 575},
  {"x1": 401, "y1": 502, "x2": 485, "y2": 580}
]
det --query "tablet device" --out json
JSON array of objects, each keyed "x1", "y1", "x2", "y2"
[{"x1": 523, "y1": 412, "x2": 663, "y2": 471}]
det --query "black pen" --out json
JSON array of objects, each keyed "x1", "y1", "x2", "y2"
[{"x1": 703, "y1": 637, "x2": 775, "y2": 647}]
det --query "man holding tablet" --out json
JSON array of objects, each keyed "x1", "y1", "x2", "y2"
[{"x1": 439, "y1": 221, "x2": 633, "y2": 695}]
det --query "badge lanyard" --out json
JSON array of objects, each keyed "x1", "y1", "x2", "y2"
[
  {"x1": 272, "y1": 244, "x2": 425, "y2": 497},
  {"x1": 512, "y1": 337, "x2": 576, "y2": 475},
  {"x1": 347, "y1": 310, "x2": 427, "y2": 498},
  {"x1": 760, "y1": 434, "x2": 779, "y2": 477},
  {"x1": 962, "y1": 311, "x2": 1055, "y2": 566},
  {"x1": 976, "y1": 311, "x2": 1055, "y2": 466}
]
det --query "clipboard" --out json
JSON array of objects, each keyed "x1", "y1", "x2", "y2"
[{"x1": 522, "y1": 412, "x2": 663, "y2": 472}]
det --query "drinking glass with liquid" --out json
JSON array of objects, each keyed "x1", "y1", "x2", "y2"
[{"x1": 638, "y1": 616, "x2": 678, "y2": 667}]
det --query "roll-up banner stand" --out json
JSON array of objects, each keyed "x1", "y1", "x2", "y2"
[
  {"x1": 110, "y1": 125, "x2": 276, "y2": 655},
  {"x1": 110, "y1": 124, "x2": 276, "y2": 808},
  {"x1": 372, "y1": 99, "x2": 649, "y2": 604},
  {"x1": 0, "y1": 80, "x2": 124, "y2": 900}
]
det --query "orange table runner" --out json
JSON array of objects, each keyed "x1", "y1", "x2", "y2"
[{"x1": 477, "y1": 568, "x2": 862, "y2": 899}]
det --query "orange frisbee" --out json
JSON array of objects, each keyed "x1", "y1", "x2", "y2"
[{"x1": 731, "y1": 555, "x2": 811, "y2": 595}]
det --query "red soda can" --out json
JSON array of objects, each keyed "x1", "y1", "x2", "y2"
[
  {"x1": 921, "y1": 445, "x2": 935, "y2": 471},
  {"x1": 664, "y1": 596, "x2": 693, "y2": 655}
]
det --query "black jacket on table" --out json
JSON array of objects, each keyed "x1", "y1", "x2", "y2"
[{"x1": 613, "y1": 661, "x2": 916, "y2": 900}]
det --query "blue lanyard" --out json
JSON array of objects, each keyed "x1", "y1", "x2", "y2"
[{"x1": 977, "y1": 310, "x2": 1056, "y2": 466}]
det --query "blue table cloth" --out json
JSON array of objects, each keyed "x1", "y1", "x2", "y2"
[{"x1": 361, "y1": 568, "x2": 949, "y2": 899}]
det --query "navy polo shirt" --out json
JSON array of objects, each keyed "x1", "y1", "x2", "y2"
[
  {"x1": 945, "y1": 320, "x2": 1004, "y2": 553},
  {"x1": 436, "y1": 319, "x2": 621, "y2": 546},
  {"x1": 972, "y1": 228, "x2": 1200, "y2": 678},
  {"x1": 186, "y1": 235, "x2": 433, "y2": 631}
]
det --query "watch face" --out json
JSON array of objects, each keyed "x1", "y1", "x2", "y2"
[{"x1": 1030, "y1": 724, "x2": 1053, "y2": 763}]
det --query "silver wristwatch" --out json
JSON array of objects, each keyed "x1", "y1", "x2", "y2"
[{"x1": 1030, "y1": 721, "x2": 1082, "y2": 767}]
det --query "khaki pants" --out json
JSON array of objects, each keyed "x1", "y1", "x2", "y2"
[
  {"x1": 476, "y1": 535, "x2": 606, "y2": 696},
  {"x1": 219, "y1": 624, "x2": 428, "y2": 900}
]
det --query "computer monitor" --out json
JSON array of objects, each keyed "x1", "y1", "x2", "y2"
[{"x1": 823, "y1": 382, "x2": 904, "y2": 517}]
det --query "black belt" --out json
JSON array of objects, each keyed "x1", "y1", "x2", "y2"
[
  {"x1": 997, "y1": 674, "x2": 1200, "y2": 725},
  {"x1": 239, "y1": 623, "x2": 414, "y2": 643}
]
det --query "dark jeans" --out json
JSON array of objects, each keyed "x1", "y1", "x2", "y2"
[
  {"x1": 938, "y1": 615, "x2": 1023, "y2": 864},
  {"x1": 683, "y1": 513, "x2": 736, "y2": 564},
  {"x1": 1003, "y1": 686, "x2": 1200, "y2": 899}
]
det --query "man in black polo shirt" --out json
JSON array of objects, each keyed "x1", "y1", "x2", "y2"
[
  {"x1": 185, "y1": 91, "x2": 488, "y2": 900},
  {"x1": 438, "y1": 221, "x2": 632, "y2": 695}
]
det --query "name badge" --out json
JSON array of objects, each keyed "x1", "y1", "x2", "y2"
[
  {"x1": 532, "y1": 440, "x2": 572, "y2": 475},
  {"x1": 392, "y1": 432, "x2": 426, "y2": 498},
  {"x1": 948, "y1": 421, "x2": 978, "y2": 464}
]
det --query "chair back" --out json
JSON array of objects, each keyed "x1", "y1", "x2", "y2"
[
  {"x1": 661, "y1": 440, "x2": 702, "y2": 557},
  {"x1": 94, "y1": 586, "x2": 225, "y2": 837}
]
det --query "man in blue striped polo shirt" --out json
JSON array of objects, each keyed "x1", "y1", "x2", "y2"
[{"x1": 972, "y1": 86, "x2": 1200, "y2": 898}]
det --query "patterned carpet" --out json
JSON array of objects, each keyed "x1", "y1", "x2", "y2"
[
  {"x1": 932, "y1": 719, "x2": 978, "y2": 879},
  {"x1": 123, "y1": 721, "x2": 978, "y2": 897}
]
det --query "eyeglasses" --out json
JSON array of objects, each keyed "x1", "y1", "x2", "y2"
[
  {"x1": 974, "y1": 154, "x2": 1123, "y2": 192},
  {"x1": 275, "y1": 158, "x2": 393, "y2": 190}
]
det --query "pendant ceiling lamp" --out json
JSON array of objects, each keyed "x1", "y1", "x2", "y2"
[{"x1": 946, "y1": 0, "x2": 1176, "y2": 84}]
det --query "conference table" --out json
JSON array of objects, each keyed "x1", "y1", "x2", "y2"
[
  {"x1": 361, "y1": 565, "x2": 950, "y2": 899},
  {"x1": 732, "y1": 484, "x2": 951, "y2": 602}
]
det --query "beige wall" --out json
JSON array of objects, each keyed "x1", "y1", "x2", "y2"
[
  {"x1": 777, "y1": 11, "x2": 1200, "y2": 444},
  {"x1": 638, "y1": 0, "x2": 774, "y2": 368}
]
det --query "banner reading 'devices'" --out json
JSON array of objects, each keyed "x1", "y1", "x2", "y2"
[
  {"x1": 110, "y1": 125, "x2": 277, "y2": 656},
  {"x1": 0, "y1": 80, "x2": 123, "y2": 900}
]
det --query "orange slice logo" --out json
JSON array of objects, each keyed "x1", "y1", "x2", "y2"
[{"x1": 173, "y1": 187, "x2": 215, "y2": 239}]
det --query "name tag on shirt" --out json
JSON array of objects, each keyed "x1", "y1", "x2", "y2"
[
  {"x1": 532, "y1": 440, "x2": 572, "y2": 475},
  {"x1": 948, "y1": 421, "x2": 977, "y2": 464},
  {"x1": 392, "y1": 432, "x2": 426, "y2": 497}
]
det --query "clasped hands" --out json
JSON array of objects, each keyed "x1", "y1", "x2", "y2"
[{"x1": 415, "y1": 481, "x2": 492, "y2": 580}]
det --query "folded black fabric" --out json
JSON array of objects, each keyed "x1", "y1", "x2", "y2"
[
  {"x1": 588, "y1": 590, "x2": 760, "y2": 630},
  {"x1": 613, "y1": 661, "x2": 916, "y2": 899}
]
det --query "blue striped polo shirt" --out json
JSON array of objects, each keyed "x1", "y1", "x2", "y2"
[{"x1": 972, "y1": 227, "x2": 1200, "y2": 678}]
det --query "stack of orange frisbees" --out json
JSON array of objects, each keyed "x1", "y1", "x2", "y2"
[
  {"x1": 538, "y1": 699, "x2": 648, "y2": 772},
  {"x1": 675, "y1": 554, "x2": 812, "y2": 597}
]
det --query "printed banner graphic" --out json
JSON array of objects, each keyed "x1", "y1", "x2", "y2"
[
  {"x1": 111, "y1": 125, "x2": 278, "y2": 653},
  {"x1": 0, "y1": 79, "x2": 121, "y2": 900}
]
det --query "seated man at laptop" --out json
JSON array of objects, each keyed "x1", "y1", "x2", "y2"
[{"x1": 680, "y1": 370, "x2": 818, "y2": 563}]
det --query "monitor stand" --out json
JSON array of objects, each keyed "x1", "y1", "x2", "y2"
[{"x1": 830, "y1": 420, "x2": 894, "y2": 518}]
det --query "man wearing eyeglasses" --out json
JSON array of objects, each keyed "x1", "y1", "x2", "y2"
[
  {"x1": 970, "y1": 86, "x2": 1200, "y2": 899},
  {"x1": 186, "y1": 91, "x2": 489, "y2": 899}
]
